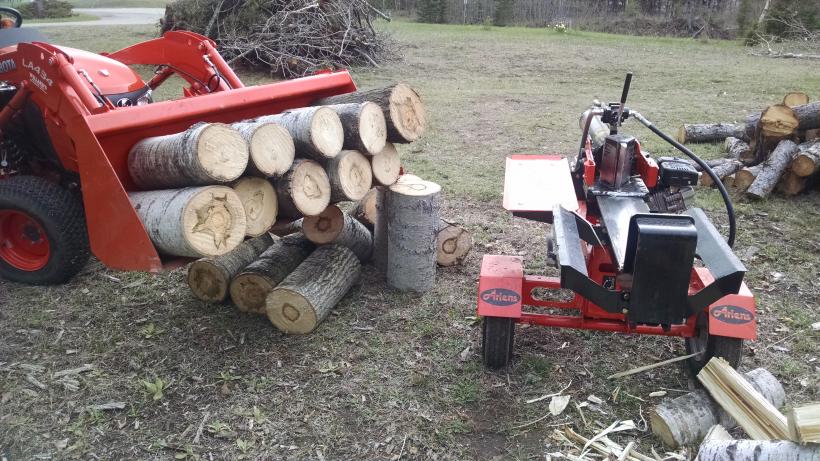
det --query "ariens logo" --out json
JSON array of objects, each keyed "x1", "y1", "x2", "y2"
[
  {"x1": 480, "y1": 288, "x2": 521, "y2": 307},
  {"x1": 711, "y1": 305, "x2": 754, "y2": 324}
]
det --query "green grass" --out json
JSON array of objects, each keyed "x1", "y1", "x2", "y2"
[
  {"x1": 67, "y1": 0, "x2": 168, "y2": 6},
  {"x1": 26, "y1": 12, "x2": 98, "y2": 22}
]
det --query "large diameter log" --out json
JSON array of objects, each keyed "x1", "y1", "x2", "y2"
[
  {"x1": 229, "y1": 234, "x2": 314, "y2": 314},
  {"x1": 324, "y1": 150, "x2": 373, "y2": 202},
  {"x1": 437, "y1": 220, "x2": 472, "y2": 266},
  {"x1": 275, "y1": 159, "x2": 331, "y2": 217},
  {"x1": 352, "y1": 187, "x2": 379, "y2": 230},
  {"x1": 651, "y1": 368, "x2": 785, "y2": 448},
  {"x1": 326, "y1": 102, "x2": 387, "y2": 155},
  {"x1": 700, "y1": 160, "x2": 742, "y2": 187},
  {"x1": 746, "y1": 102, "x2": 818, "y2": 139},
  {"x1": 676, "y1": 123, "x2": 746, "y2": 144},
  {"x1": 130, "y1": 186, "x2": 247, "y2": 258},
  {"x1": 258, "y1": 107, "x2": 343, "y2": 161},
  {"x1": 734, "y1": 165, "x2": 762, "y2": 191},
  {"x1": 302, "y1": 205, "x2": 372, "y2": 261},
  {"x1": 187, "y1": 233, "x2": 273, "y2": 303},
  {"x1": 695, "y1": 441, "x2": 819, "y2": 461},
  {"x1": 266, "y1": 245, "x2": 362, "y2": 334},
  {"x1": 724, "y1": 137, "x2": 752, "y2": 163},
  {"x1": 385, "y1": 178, "x2": 441, "y2": 291},
  {"x1": 232, "y1": 177, "x2": 277, "y2": 237},
  {"x1": 747, "y1": 140, "x2": 800, "y2": 200},
  {"x1": 371, "y1": 142, "x2": 401, "y2": 186},
  {"x1": 791, "y1": 140, "x2": 820, "y2": 177},
  {"x1": 128, "y1": 123, "x2": 249, "y2": 189},
  {"x1": 232, "y1": 121, "x2": 295, "y2": 177},
  {"x1": 315, "y1": 83, "x2": 426, "y2": 143}
]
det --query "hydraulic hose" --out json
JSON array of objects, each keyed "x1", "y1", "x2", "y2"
[{"x1": 632, "y1": 112, "x2": 736, "y2": 248}]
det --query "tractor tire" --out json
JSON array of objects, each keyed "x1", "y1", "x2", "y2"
[
  {"x1": 685, "y1": 311, "x2": 743, "y2": 376},
  {"x1": 482, "y1": 316, "x2": 515, "y2": 369},
  {"x1": 0, "y1": 175, "x2": 89, "y2": 285}
]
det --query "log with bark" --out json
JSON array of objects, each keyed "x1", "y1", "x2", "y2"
[
  {"x1": 352, "y1": 187, "x2": 380, "y2": 230},
  {"x1": 128, "y1": 123, "x2": 249, "y2": 189},
  {"x1": 734, "y1": 165, "x2": 762, "y2": 191},
  {"x1": 805, "y1": 128, "x2": 820, "y2": 142},
  {"x1": 791, "y1": 140, "x2": 820, "y2": 177},
  {"x1": 385, "y1": 176, "x2": 441, "y2": 291},
  {"x1": 323, "y1": 149, "x2": 373, "y2": 202},
  {"x1": 777, "y1": 172, "x2": 808, "y2": 196},
  {"x1": 371, "y1": 142, "x2": 402, "y2": 186},
  {"x1": 650, "y1": 367, "x2": 785, "y2": 448},
  {"x1": 783, "y1": 91, "x2": 810, "y2": 107},
  {"x1": 229, "y1": 234, "x2": 314, "y2": 314},
  {"x1": 130, "y1": 186, "x2": 247, "y2": 257},
  {"x1": 747, "y1": 140, "x2": 800, "y2": 199},
  {"x1": 232, "y1": 177, "x2": 278, "y2": 237},
  {"x1": 677, "y1": 123, "x2": 747, "y2": 144},
  {"x1": 695, "y1": 440, "x2": 820, "y2": 461},
  {"x1": 746, "y1": 102, "x2": 819, "y2": 139},
  {"x1": 326, "y1": 102, "x2": 387, "y2": 155},
  {"x1": 258, "y1": 107, "x2": 343, "y2": 161},
  {"x1": 231, "y1": 121, "x2": 295, "y2": 177},
  {"x1": 371, "y1": 186, "x2": 388, "y2": 271},
  {"x1": 301, "y1": 205, "x2": 372, "y2": 262},
  {"x1": 266, "y1": 244, "x2": 362, "y2": 334},
  {"x1": 724, "y1": 137, "x2": 752, "y2": 164},
  {"x1": 701, "y1": 160, "x2": 742, "y2": 187},
  {"x1": 275, "y1": 159, "x2": 331, "y2": 217},
  {"x1": 187, "y1": 233, "x2": 273, "y2": 303},
  {"x1": 270, "y1": 218, "x2": 302, "y2": 237},
  {"x1": 315, "y1": 83, "x2": 427, "y2": 143},
  {"x1": 436, "y1": 220, "x2": 472, "y2": 266}
]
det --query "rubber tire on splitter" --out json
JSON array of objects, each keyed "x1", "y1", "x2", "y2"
[
  {"x1": 0, "y1": 176, "x2": 89, "y2": 284},
  {"x1": 684, "y1": 311, "x2": 743, "y2": 376},
  {"x1": 482, "y1": 316, "x2": 515, "y2": 369}
]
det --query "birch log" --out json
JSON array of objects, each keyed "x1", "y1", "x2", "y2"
[
  {"x1": 275, "y1": 159, "x2": 331, "y2": 217},
  {"x1": 324, "y1": 149, "x2": 373, "y2": 202},
  {"x1": 386, "y1": 177, "x2": 441, "y2": 291},
  {"x1": 232, "y1": 177, "x2": 278, "y2": 237},
  {"x1": 437, "y1": 220, "x2": 472, "y2": 266},
  {"x1": 130, "y1": 186, "x2": 247, "y2": 257},
  {"x1": 747, "y1": 140, "x2": 800, "y2": 199},
  {"x1": 187, "y1": 233, "x2": 273, "y2": 303},
  {"x1": 128, "y1": 123, "x2": 248, "y2": 189},
  {"x1": 371, "y1": 142, "x2": 402, "y2": 186},
  {"x1": 229, "y1": 234, "x2": 314, "y2": 314},
  {"x1": 232, "y1": 121, "x2": 295, "y2": 177},
  {"x1": 266, "y1": 245, "x2": 362, "y2": 334},
  {"x1": 326, "y1": 102, "x2": 387, "y2": 155},
  {"x1": 791, "y1": 140, "x2": 820, "y2": 177},
  {"x1": 302, "y1": 205, "x2": 372, "y2": 262},
  {"x1": 353, "y1": 187, "x2": 379, "y2": 230},
  {"x1": 676, "y1": 123, "x2": 747, "y2": 144},
  {"x1": 258, "y1": 107, "x2": 343, "y2": 161},
  {"x1": 695, "y1": 441, "x2": 820, "y2": 461},
  {"x1": 315, "y1": 83, "x2": 426, "y2": 143},
  {"x1": 651, "y1": 368, "x2": 785, "y2": 448},
  {"x1": 701, "y1": 160, "x2": 742, "y2": 187}
]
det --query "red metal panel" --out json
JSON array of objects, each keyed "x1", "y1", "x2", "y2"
[
  {"x1": 707, "y1": 283, "x2": 756, "y2": 340},
  {"x1": 477, "y1": 255, "x2": 523, "y2": 318},
  {"x1": 635, "y1": 142, "x2": 659, "y2": 188}
]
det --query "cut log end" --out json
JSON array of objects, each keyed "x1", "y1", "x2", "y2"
[
  {"x1": 371, "y1": 142, "x2": 401, "y2": 186},
  {"x1": 437, "y1": 221, "x2": 472, "y2": 266},
  {"x1": 188, "y1": 260, "x2": 230, "y2": 303},
  {"x1": 195, "y1": 123, "x2": 250, "y2": 182},
  {"x1": 302, "y1": 205, "x2": 344, "y2": 244},
  {"x1": 760, "y1": 104, "x2": 800, "y2": 138},
  {"x1": 265, "y1": 287, "x2": 319, "y2": 333},
  {"x1": 359, "y1": 102, "x2": 388, "y2": 154},
  {"x1": 389, "y1": 83, "x2": 427, "y2": 142},
  {"x1": 783, "y1": 91, "x2": 810, "y2": 107},
  {"x1": 232, "y1": 177, "x2": 278, "y2": 237},
  {"x1": 327, "y1": 150, "x2": 373, "y2": 202},
  {"x1": 233, "y1": 122, "x2": 295, "y2": 177},
  {"x1": 183, "y1": 186, "x2": 247, "y2": 256},
  {"x1": 353, "y1": 187, "x2": 379, "y2": 228},
  {"x1": 310, "y1": 106, "x2": 345, "y2": 158},
  {"x1": 277, "y1": 159, "x2": 331, "y2": 217},
  {"x1": 230, "y1": 273, "x2": 275, "y2": 315}
]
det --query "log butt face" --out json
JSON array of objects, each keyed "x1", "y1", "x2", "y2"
[
  {"x1": 309, "y1": 106, "x2": 345, "y2": 158},
  {"x1": 389, "y1": 83, "x2": 427, "y2": 143},
  {"x1": 371, "y1": 142, "x2": 401, "y2": 186},
  {"x1": 232, "y1": 177, "x2": 278, "y2": 237},
  {"x1": 276, "y1": 159, "x2": 331, "y2": 217},
  {"x1": 187, "y1": 233, "x2": 273, "y2": 303},
  {"x1": 302, "y1": 205, "x2": 345, "y2": 244},
  {"x1": 326, "y1": 150, "x2": 373, "y2": 202},
  {"x1": 386, "y1": 179, "x2": 441, "y2": 291},
  {"x1": 195, "y1": 124, "x2": 251, "y2": 182},
  {"x1": 437, "y1": 221, "x2": 472, "y2": 266},
  {"x1": 231, "y1": 274, "x2": 275, "y2": 314},
  {"x1": 358, "y1": 102, "x2": 388, "y2": 154},
  {"x1": 234, "y1": 122, "x2": 295, "y2": 177}
]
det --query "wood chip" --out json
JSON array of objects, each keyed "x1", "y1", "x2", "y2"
[
  {"x1": 648, "y1": 391, "x2": 667, "y2": 398},
  {"x1": 549, "y1": 395, "x2": 571, "y2": 416},
  {"x1": 25, "y1": 374, "x2": 47, "y2": 390},
  {"x1": 53, "y1": 364, "x2": 94, "y2": 378},
  {"x1": 587, "y1": 395, "x2": 603, "y2": 405},
  {"x1": 88, "y1": 402, "x2": 126, "y2": 411}
]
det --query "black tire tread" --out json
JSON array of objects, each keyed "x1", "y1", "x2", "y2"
[
  {"x1": 685, "y1": 313, "x2": 744, "y2": 375},
  {"x1": 482, "y1": 317, "x2": 515, "y2": 369}
]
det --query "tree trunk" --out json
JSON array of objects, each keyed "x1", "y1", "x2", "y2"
[
  {"x1": 232, "y1": 177, "x2": 277, "y2": 237},
  {"x1": 371, "y1": 142, "x2": 402, "y2": 186},
  {"x1": 747, "y1": 140, "x2": 800, "y2": 199},
  {"x1": 777, "y1": 172, "x2": 807, "y2": 196},
  {"x1": 746, "y1": 102, "x2": 818, "y2": 139},
  {"x1": 325, "y1": 102, "x2": 387, "y2": 155},
  {"x1": 266, "y1": 245, "x2": 362, "y2": 334},
  {"x1": 734, "y1": 165, "x2": 762, "y2": 191},
  {"x1": 676, "y1": 123, "x2": 747, "y2": 144},
  {"x1": 791, "y1": 140, "x2": 820, "y2": 177},
  {"x1": 724, "y1": 137, "x2": 752, "y2": 163},
  {"x1": 696, "y1": 441, "x2": 819, "y2": 461},
  {"x1": 302, "y1": 205, "x2": 372, "y2": 262},
  {"x1": 323, "y1": 150, "x2": 373, "y2": 202},
  {"x1": 437, "y1": 219, "x2": 472, "y2": 266},
  {"x1": 231, "y1": 121, "x2": 295, "y2": 177},
  {"x1": 129, "y1": 186, "x2": 247, "y2": 257},
  {"x1": 352, "y1": 187, "x2": 379, "y2": 230},
  {"x1": 229, "y1": 234, "x2": 314, "y2": 314},
  {"x1": 258, "y1": 107, "x2": 343, "y2": 161},
  {"x1": 650, "y1": 368, "x2": 785, "y2": 448},
  {"x1": 187, "y1": 233, "x2": 273, "y2": 303},
  {"x1": 783, "y1": 92, "x2": 810, "y2": 107},
  {"x1": 128, "y1": 123, "x2": 249, "y2": 189},
  {"x1": 315, "y1": 83, "x2": 427, "y2": 143},
  {"x1": 701, "y1": 160, "x2": 742, "y2": 187},
  {"x1": 386, "y1": 177, "x2": 441, "y2": 291},
  {"x1": 275, "y1": 159, "x2": 331, "y2": 217}
]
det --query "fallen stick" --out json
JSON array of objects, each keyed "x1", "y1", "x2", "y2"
[{"x1": 607, "y1": 352, "x2": 700, "y2": 380}]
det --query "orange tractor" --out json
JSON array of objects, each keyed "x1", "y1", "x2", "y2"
[{"x1": 0, "y1": 7, "x2": 355, "y2": 284}]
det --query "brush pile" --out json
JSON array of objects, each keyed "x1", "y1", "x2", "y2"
[{"x1": 161, "y1": 0, "x2": 396, "y2": 77}]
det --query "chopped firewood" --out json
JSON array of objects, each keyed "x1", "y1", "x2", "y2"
[{"x1": 788, "y1": 402, "x2": 820, "y2": 444}]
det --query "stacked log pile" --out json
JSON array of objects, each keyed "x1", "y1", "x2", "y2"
[{"x1": 679, "y1": 92, "x2": 820, "y2": 199}]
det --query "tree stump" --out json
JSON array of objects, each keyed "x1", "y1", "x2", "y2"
[
  {"x1": 747, "y1": 140, "x2": 800, "y2": 199},
  {"x1": 128, "y1": 123, "x2": 248, "y2": 189},
  {"x1": 266, "y1": 245, "x2": 361, "y2": 334},
  {"x1": 385, "y1": 177, "x2": 441, "y2": 291},
  {"x1": 232, "y1": 121, "x2": 295, "y2": 177},
  {"x1": 437, "y1": 220, "x2": 472, "y2": 266},
  {"x1": 302, "y1": 205, "x2": 372, "y2": 262},
  {"x1": 229, "y1": 234, "x2": 314, "y2": 314},
  {"x1": 371, "y1": 142, "x2": 402, "y2": 186},
  {"x1": 129, "y1": 186, "x2": 247, "y2": 257},
  {"x1": 676, "y1": 123, "x2": 747, "y2": 144},
  {"x1": 323, "y1": 150, "x2": 373, "y2": 202},
  {"x1": 275, "y1": 159, "x2": 331, "y2": 217},
  {"x1": 315, "y1": 83, "x2": 427, "y2": 143},
  {"x1": 258, "y1": 107, "x2": 343, "y2": 161},
  {"x1": 232, "y1": 177, "x2": 277, "y2": 237},
  {"x1": 326, "y1": 102, "x2": 387, "y2": 155},
  {"x1": 187, "y1": 233, "x2": 273, "y2": 303}
]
